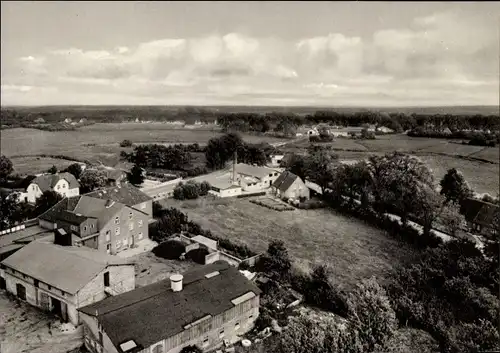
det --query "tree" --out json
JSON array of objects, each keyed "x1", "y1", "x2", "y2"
[
  {"x1": 47, "y1": 165, "x2": 58, "y2": 174},
  {"x1": 126, "y1": 164, "x2": 144, "y2": 186},
  {"x1": 120, "y1": 139, "x2": 133, "y2": 147},
  {"x1": 258, "y1": 240, "x2": 292, "y2": 282},
  {"x1": 379, "y1": 152, "x2": 435, "y2": 226},
  {"x1": 306, "y1": 150, "x2": 338, "y2": 194},
  {"x1": 63, "y1": 163, "x2": 83, "y2": 180},
  {"x1": 150, "y1": 208, "x2": 188, "y2": 242},
  {"x1": 283, "y1": 154, "x2": 308, "y2": 180},
  {"x1": 0, "y1": 155, "x2": 13, "y2": 184},
  {"x1": 79, "y1": 169, "x2": 107, "y2": 193},
  {"x1": 273, "y1": 316, "x2": 326, "y2": 353},
  {"x1": 205, "y1": 133, "x2": 244, "y2": 170},
  {"x1": 414, "y1": 186, "x2": 444, "y2": 237},
  {"x1": 444, "y1": 319, "x2": 500, "y2": 353},
  {"x1": 347, "y1": 277, "x2": 398, "y2": 353},
  {"x1": 440, "y1": 168, "x2": 473, "y2": 206},
  {"x1": 34, "y1": 190, "x2": 63, "y2": 216},
  {"x1": 304, "y1": 264, "x2": 349, "y2": 315},
  {"x1": 440, "y1": 204, "x2": 464, "y2": 237},
  {"x1": 0, "y1": 194, "x2": 18, "y2": 230}
]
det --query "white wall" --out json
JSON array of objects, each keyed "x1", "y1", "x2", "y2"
[{"x1": 26, "y1": 183, "x2": 43, "y2": 203}]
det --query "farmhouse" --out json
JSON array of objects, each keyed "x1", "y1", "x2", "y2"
[
  {"x1": 86, "y1": 183, "x2": 153, "y2": 217},
  {"x1": 23, "y1": 172, "x2": 80, "y2": 203},
  {"x1": 233, "y1": 163, "x2": 281, "y2": 192},
  {"x1": 269, "y1": 154, "x2": 284, "y2": 167},
  {"x1": 272, "y1": 171, "x2": 310, "y2": 201},
  {"x1": 78, "y1": 261, "x2": 261, "y2": 353},
  {"x1": 38, "y1": 192, "x2": 151, "y2": 255},
  {"x1": 208, "y1": 180, "x2": 243, "y2": 199},
  {"x1": 462, "y1": 198, "x2": 499, "y2": 237},
  {"x1": 0, "y1": 238, "x2": 135, "y2": 326}
]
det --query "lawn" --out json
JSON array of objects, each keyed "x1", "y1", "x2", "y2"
[
  {"x1": 468, "y1": 146, "x2": 500, "y2": 163},
  {"x1": 162, "y1": 198, "x2": 418, "y2": 291},
  {"x1": 1, "y1": 124, "x2": 285, "y2": 175},
  {"x1": 8, "y1": 156, "x2": 78, "y2": 175}
]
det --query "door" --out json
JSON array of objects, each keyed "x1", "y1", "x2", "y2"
[
  {"x1": 51, "y1": 297, "x2": 62, "y2": 317},
  {"x1": 40, "y1": 292, "x2": 50, "y2": 310},
  {"x1": 0, "y1": 277, "x2": 6, "y2": 290},
  {"x1": 16, "y1": 283, "x2": 26, "y2": 300}
]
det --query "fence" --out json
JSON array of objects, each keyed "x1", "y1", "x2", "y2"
[{"x1": 0, "y1": 219, "x2": 37, "y2": 236}]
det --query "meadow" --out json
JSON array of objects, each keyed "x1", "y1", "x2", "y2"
[
  {"x1": 163, "y1": 197, "x2": 418, "y2": 291},
  {"x1": 283, "y1": 134, "x2": 499, "y2": 195},
  {"x1": 1, "y1": 123, "x2": 285, "y2": 174}
]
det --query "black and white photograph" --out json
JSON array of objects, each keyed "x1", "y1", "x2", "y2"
[{"x1": 0, "y1": 2, "x2": 499, "y2": 353}]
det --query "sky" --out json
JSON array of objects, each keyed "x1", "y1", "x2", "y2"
[{"x1": 1, "y1": 1, "x2": 499, "y2": 107}]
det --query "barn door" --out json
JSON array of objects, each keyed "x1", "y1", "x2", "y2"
[
  {"x1": 40, "y1": 292, "x2": 50, "y2": 310},
  {"x1": 16, "y1": 283, "x2": 26, "y2": 301}
]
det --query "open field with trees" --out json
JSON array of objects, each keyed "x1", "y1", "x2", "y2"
[{"x1": 162, "y1": 197, "x2": 418, "y2": 291}]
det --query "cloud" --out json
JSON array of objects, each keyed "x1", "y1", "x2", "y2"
[{"x1": 3, "y1": 9, "x2": 498, "y2": 106}]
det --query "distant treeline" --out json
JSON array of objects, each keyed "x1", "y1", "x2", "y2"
[
  {"x1": 2, "y1": 107, "x2": 498, "y2": 134},
  {"x1": 408, "y1": 127, "x2": 500, "y2": 146}
]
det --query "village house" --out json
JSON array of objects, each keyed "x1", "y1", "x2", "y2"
[
  {"x1": 272, "y1": 171, "x2": 310, "y2": 201},
  {"x1": 21, "y1": 172, "x2": 80, "y2": 203},
  {"x1": 86, "y1": 183, "x2": 153, "y2": 218},
  {"x1": 232, "y1": 163, "x2": 281, "y2": 192},
  {"x1": 78, "y1": 261, "x2": 261, "y2": 353},
  {"x1": 0, "y1": 237, "x2": 135, "y2": 326},
  {"x1": 38, "y1": 191, "x2": 151, "y2": 255},
  {"x1": 462, "y1": 198, "x2": 499, "y2": 238},
  {"x1": 269, "y1": 154, "x2": 284, "y2": 167}
]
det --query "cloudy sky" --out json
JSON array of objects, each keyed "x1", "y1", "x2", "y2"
[{"x1": 1, "y1": 1, "x2": 499, "y2": 107}]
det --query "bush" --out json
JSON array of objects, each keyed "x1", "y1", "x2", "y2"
[
  {"x1": 185, "y1": 166, "x2": 209, "y2": 177},
  {"x1": 173, "y1": 181, "x2": 210, "y2": 200},
  {"x1": 120, "y1": 139, "x2": 133, "y2": 147},
  {"x1": 185, "y1": 248, "x2": 209, "y2": 264},
  {"x1": 152, "y1": 240, "x2": 186, "y2": 260}
]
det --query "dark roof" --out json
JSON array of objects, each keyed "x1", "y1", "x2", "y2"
[
  {"x1": 79, "y1": 261, "x2": 261, "y2": 352},
  {"x1": 39, "y1": 196, "x2": 123, "y2": 228},
  {"x1": 463, "y1": 198, "x2": 499, "y2": 227},
  {"x1": 1, "y1": 240, "x2": 133, "y2": 294},
  {"x1": 272, "y1": 171, "x2": 300, "y2": 192},
  {"x1": 31, "y1": 173, "x2": 79, "y2": 192},
  {"x1": 85, "y1": 183, "x2": 152, "y2": 207}
]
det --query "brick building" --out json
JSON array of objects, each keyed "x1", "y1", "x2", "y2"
[{"x1": 78, "y1": 261, "x2": 261, "y2": 353}]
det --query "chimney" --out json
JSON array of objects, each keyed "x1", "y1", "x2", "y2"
[
  {"x1": 232, "y1": 150, "x2": 237, "y2": 184},
  {"x1": 170, "y1": 274, "x2": 183, "y2": 292},
  {"x1": 54, "y1": 228, "x2": 72, "y2": 246}
]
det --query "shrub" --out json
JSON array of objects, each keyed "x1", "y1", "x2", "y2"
[
  {"x1": 120, "y1": 139, "x2": 133, "y2": 147},
  {"x1": 185, "y1": 248, "x2": 209, "y2": 264},
  {"x1": 299, "y1": 196, "x2": 307, "y2": 203},
  {"x1": 152, "y1": 240, "x2": 186, "y2": 260}
]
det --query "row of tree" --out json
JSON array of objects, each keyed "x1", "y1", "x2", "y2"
[{"x1": 204, "y1": 133, "x2": 273, "y2": 170}]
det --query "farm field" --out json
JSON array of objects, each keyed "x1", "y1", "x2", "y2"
[
  {"x1": 162, "y1": 198, "x2": 418, "y2": 291},
  {"x1": 283, "y1": 134, "x2": 499, "y2": 195},
  {"x1": 1, "y1": 124, "x2": 286, "y2": 174},
  {"x1": 9, "y1": 156, "x2": 78, "y2": 175}
]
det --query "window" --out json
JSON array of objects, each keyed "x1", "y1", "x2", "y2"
[
  {"x1": 115, "y1": 217, "x2": 120, "y2": 225},
  {"x1": 123, "y1": 238, "x2": 128, "y2": 247},
  {"x1": 129, "y1": 222, "x2": 134, "y2": 231},
  {"x1": 83, "y1": 226, "x2": 87, "y2": 231},
  {"x1": 129, "y1": 212, "x2": 133, "y2": 220},
  {"x1": 116, "y1": 240, "x2": 122, "y2": 249},
  {"x1": 71, "y1": 225, "x2": 78, "y2": 232},
  {"x1": 62, "y1": 183, "x2": 66, "y2": 188},
  {"x1": 202, "y1": 338, "x2": 209, "y2": 348},
  {"x1": 138, "y1": 232, "x2": 143, "y2": 240},
  {"x1": 91, "y1": 224, "x2": 94, "y2": 229},
  {"x1": 152, "y1": 345, "x2": 164, "y2": 353},
  {"x1": 115, "y1": 227, "x2": 120, "y2": 235},
  {"x1": 105, "y1": 230, "x2": 111, "y2": 242},
  {"x1": 104, "y1": 272, "x2": 110, "y2": 287},
  {"x1": 219, "y1": 329, "x2": 225, "y2": 338},
  {"x1": 48, "y1": 285, "x2": 52, "y2": 291},
  {"x1": 106, "y1": 244, "x2": 111, "y2": 253},
  {"x1": 235, "y1": 322, "x2": 240, "y2": 330},
  {"x1": 249, "y1": 314, "x2": 254, "y2": 319},
  {"x1": 57, "y1": 185, "x2": 61, "y2": 190},
  {"x1": 138, "y1": 220, "x2": 143, "y2": 227},
  {"x1": 61, "y1": 290, "x2": 65, "y2": 296},
  {"x1": 140, "y1": 203, "x2": 146, "y2": 210}
]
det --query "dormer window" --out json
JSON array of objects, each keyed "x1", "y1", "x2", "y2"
[{"x1": 115, "y1": 217, "x2": 120, "y2": 225}]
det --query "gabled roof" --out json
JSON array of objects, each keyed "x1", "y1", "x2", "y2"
[
  {"x1": 40, "y1": 195, "x2": 124, "y2": 228},
  {"x1": 235, "y1": 163, "x2": 278, "y2": 179},
  {"x1": 85, "y1": 183, "x2": 152, "y2": 207},
  {"x1": 79, "y1": 261, "x2": 261, "y2": 352},
  {"x1": 462, "y1": 198, "x2": 499, "y2": 228},
  {"x1": 272, "y1": 171, "x2": 300, "y2": 192},
  {"x1": 30, "y1": 172, "x2": 79, "y2": 192},
  {"x1": 1, "y1": 240, "x2": 133, "y2": 294}
]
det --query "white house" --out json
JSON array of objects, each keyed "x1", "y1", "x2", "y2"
[
  {"x1": 233, "y1": 163, "x2": 281, "y2": 192},
  {"x1": 272, "y1": 171, "x2": 310, "y2": 201},
  {"x1": 0, "y1": 238, "x2": 135, "y2": 326},
  {"x1": 208, "y1": 180, "x2": 243, "y2": 198},
  {"x1": 25, "y1": 172, "x2": 80, "y2": 203},
  {"x1": 269, "y1": 154, "x2": 284, "y2": 167}
]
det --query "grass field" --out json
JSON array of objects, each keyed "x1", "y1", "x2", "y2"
[
  {"x1": 283, "y1": 134, "x2": 499, "y2": 195},
  {"x1": 8, "y1": 156, "x2": 78, "y2": 175},
  {"x1": 162, "y1": 197, "x2": 417, "y2": 291},
  {"x1": 1, "y1": 124, "x2": 286, "y2": 174}
]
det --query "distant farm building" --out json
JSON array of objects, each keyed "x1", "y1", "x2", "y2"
[
  {"x1": 462, "y1": 198, "x2": 499, "y2": 238},
  {"x1": 272, "y1": 171, "x2": 310, "y2": 201}
]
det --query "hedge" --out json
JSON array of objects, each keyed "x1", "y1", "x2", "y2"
[
  {"x1": 236, "y1": 191, "x2": 266, "y2": 198},
  {"x1": 152, "y1": 240, "x2": 186, "y2": 260}
]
